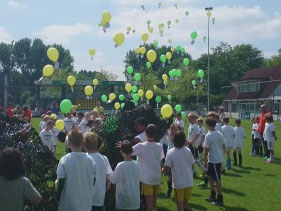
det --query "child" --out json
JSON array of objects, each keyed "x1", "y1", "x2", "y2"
[
  {"x1": 39, "y1": 120, "x2": 55, "y2": 153},
  {"x1": 75, "y1": 112, "x2": 84, "y2": 126},
  {"x1": 64, "y1": 113, "x2": 74, "y2": 134},
  {"x1": 39, "y1": 114, "x2": 46, "y2": 132},
  {"x1": 221, "y1": 117, "x2": 234, "y2": 170},
  {"x1": 84, "y1": 132, "x2": 112, "y2": 210},
  {"x1": 50, "y1": 120, "x2": 59, "y2": 157},
  {"x1": 0, "y1": 148, "x2": 42, "y2": 210},
  {"x1": 215, "y1": 114, "x2": 223, "y2": 134},
  {"x1": 40, "y1": 115, "x2": 50, "y2": 132},
  {"x1": 252, "y1": 117, "x2": 262, "y2": 156},
  {"x1": 233, "y1": 119, "x2": 246, "y2": 167},
  {"x1": 132, "y1": 124, "x2": 164, "y2": 211},
  {"x1": 110, "y1": 140, "x2": 140, "y2": 211},
  {"x1": 79, "y1": 112, "x2": 90, "y2": 133},
  {"x1": 204, "y1": 118, "x2": 225, "y2": 206},
  {"x1": 56, "y1": 129, "x2": 96, "y2": 211},
  {"x1": 175, "y1": 113, "x2": 185, "y2": 132},
  {"x1": 187, "y1": 113, "x2": 200, "y2": 175},
  {"x1": 162, "y1": 132, "x2": 195, "y2": 211},
  {"x1": 264, "y1": 114, "x2": 276, "y2": 163},
  {"x1": 196, "y1": 118, "x2": 206, "y2": 162},
  {"x1": 133, "y1": 117, "x2": 148, "y2": 144}
]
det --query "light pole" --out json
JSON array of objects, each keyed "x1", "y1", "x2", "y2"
[{"x1": 205, "y1": 7, "x2": 213, "y2": 111}]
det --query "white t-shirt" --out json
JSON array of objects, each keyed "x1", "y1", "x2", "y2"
[
  {"x1": 215, "y1": 123, "x2": 223, "y2": 134},
  {"x1": 188, "y1": 123, "x2": 200, "y2": 144},
  {"x1": 87, "y1": 153, "x2": 113, "y2": 206},
  {"x1": 233, "y1": 127, "x2": 246, "y2": 149},
  {"x1": 57, "y1": 152, "x2": 96, "y2": 211},
  {"x1": 136, "y1": 131, "x2": 146, "y2": 143},
  {"x1": 79, "y1": 119, "x2": 88, "y2": 134},
  {"x1": 222, "y1": 125, "x2": 234, "y2": 148},
  {"x1": 40, "y1": 121, "x2": 46, "y2": 131},
  {"x1": 204, "y1": 130, "x2": 225, "y2": 164},
  {"x1": 159, "y1": 134, "x2": 174, "y2": 150},
  {"x1": 39, "y1": 129, "x2": 55, "y2": 152},
  {"x1": 109, "y1": 161, "x2": 140, "y2": 210},
  {"x1": 264, "y1": 122, "x2": 275, "y2": 142},
  {"x1": 164, "y1": 147, "x2": 195, "y2": 189},
  {"x1": 64, "y1": 118, "x2": 74, "y2": 133},
  {"x1": 252, "y1": 123, "x2": 260, "y2": 139},
  {"x1": 196, "y1": 126, "x2": 206, "y2": 147},
  {"x1": 132, "y1": 142, "x2": 164, "y2": 185},
  {"x1": 175, "y1": 119, "x2": 185, "y2": 130},
  {"x1": 51, "y1": 127, "x2": 59, "y2": 146}
]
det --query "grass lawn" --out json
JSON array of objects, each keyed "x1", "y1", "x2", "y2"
[{"x1": 31, "y1": 117, "x2": 281, "y2": 211}]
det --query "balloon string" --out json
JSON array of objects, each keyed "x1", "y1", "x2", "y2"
[{"x1": 71, "y1": 87, "x2": 73, "y2": 92}]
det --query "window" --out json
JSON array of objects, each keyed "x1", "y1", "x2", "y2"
[{"x1": 238, "y1": 80, "x2": 260, "y2": 93}]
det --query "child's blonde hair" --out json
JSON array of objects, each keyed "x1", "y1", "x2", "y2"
[
  {"x1": 188, "y1": 112, "x2": 198, "y2": 120},
  {"x1": 83, "y1": 132, "x2": 99, "y2": 151}
]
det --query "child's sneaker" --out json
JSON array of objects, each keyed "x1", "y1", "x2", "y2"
[
  {"x1": 266, "y1": 159, "x2": 273, "y2": 163},
  {"x1": 262, "y1": 156, "x2": 268, "y2": 160}
]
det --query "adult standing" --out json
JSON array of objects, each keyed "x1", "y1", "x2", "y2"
[
  {"x1": 258, "y1": 104, "x2": 271, "y2": 159},
  {"x1": 218, "y1": 106, "x2": 226, "y2": 122}
]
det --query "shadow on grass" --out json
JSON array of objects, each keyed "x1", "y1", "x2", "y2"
[
  {"x1": 223, "y1": 187, "x2": 246, "y2": 197},
  {"x1": 264, "y1": 174, "x2": 276, "y2": 177},
  {"x1": 273, "y1": 158, "x2": 281, "y2": 164},
  {"x1": 190, "y1": 203, "x2": 208, "y2": 210},
  {"x1": 157, "y1": 207, "x2": 171, "y2": 211},
  {"x1": 192, "y1": 193, "x2": 202, "y2": 197},
  {"x1": 224, "y1": 172, "x2": 242, "y2": 178},
  {"x1": 241, "y1": 166, "x2": 261, "y2": 171},
  {"x1": 231, "y1": 168, "x2": 250, "y2": 174},
  {"x1": 223, "y1": 205, "x2": 250, "y2": 211}
]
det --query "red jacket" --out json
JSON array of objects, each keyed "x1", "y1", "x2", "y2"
[
  {"x1": 258, "y1": 111, "x2": 271, "y2": 133},
  {"x1": 6, "y1": 108, "x2": 14, "y2": 118}
]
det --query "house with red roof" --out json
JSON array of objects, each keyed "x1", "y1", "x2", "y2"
[{"x1": 224, "y1": 65, "x2": 281, "y2": 118}]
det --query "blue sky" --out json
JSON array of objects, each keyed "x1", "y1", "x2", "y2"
[{"x1": 0, "y1": 0, "x2": 281, "y2": 80}]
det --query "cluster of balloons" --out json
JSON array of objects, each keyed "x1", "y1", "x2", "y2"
[{"x1": 99, "y1": 11, "x2": 111, "y2": 33}]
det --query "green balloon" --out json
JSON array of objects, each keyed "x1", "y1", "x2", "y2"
[
  {"x1": 176, "y1": 69, "x2": 182, "y2": 77},
  {"x1": 153, "y1": 40, "x2": 158, "y2": 48},
  {"x1": 155, "y1": 96, "x2": 162, "y2": 103},
  {"x1": 175, "y1": 104, "x2": 182, "y2": 112},
  {"x1": 119, "y1": 94, "x2": 125, "y2": 101},
  {"x1": 168, "y1": 70, "x2": 173, "y2": 77},
  {"x1": 134, "y1": 73, "x2": 141, "y2": 81},
  {"x1": 181, "y1": 111, "x2": 187, "y2": 120},
  {"x1": 127, "y1": 66, "x2": 133, "y2": 74},
  {"x1": 101, "y1": 95, "x2": 108, "y2": 102},
  {"x1": 180, "y1": 47, "x2": 185, "y2": 53},
  {"x1": 147, "y1": 20, "x2": 151, "y2": 25},
  {"x1": 172, "y1": 69, "x2": 177, "y2": 77},
  {"x1": 183, "y1": 58, "x2": 189, "y2": 66},
  {"x1": 198, "y1": 69, "x2": 205, "y2": 79},
  {"x1": 133, "y1": 93, "x2": 140, "y2": 102},
  {"x1": 132, "y1": 85, "x2": 138, "y2": 93},
  {"x1": 167, "y1": 20, "x2": 171, "y2": 25},
  {"x1": 60, "y1": 99, "x2": 72, "y2": 114},
  {"x1": 146, "y1": 62, "x2": 151, "y2": 69},
  {"x1": 212, "y1": 17, "x2": 216, "y2": 23},
  {"x1": 191, "y1": 31, "x2": 197, "y2": 40},
  {"x1": 192, "y1": 80, "x2": 197, "y2": 86},
  {"x1": 203, "y1": 36, "x2": 207, "y2": 41},
  {"x1": 167, "y1": 95, "x2": 172, "y2": 101},
  {"x1": 121, "y1": 103, "x2": 125, "y2": 109},
  {"x1": 176, "y1": 45, "x2": 181, "y2": 51},
  {"x1": 160, "y1": 55, "x2": 166, "y2": 63}
]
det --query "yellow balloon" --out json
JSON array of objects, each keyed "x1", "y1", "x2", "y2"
[
  {"x1": 55, "y1": 119, "x2": 65, "y2": 131},
  {"x1": 171, "y1": 47, "x2": 175, "y2": 53},
  {"x1": 140, "y1": 47, "x2": 146, "y2": 55},
  {"x1": 127, "y1": 26, "x2": 131, "y2": 32},
  {"x1": 100, "y1": 19, "x2": 106, "y2": 27},
  {"x1": 43, "y1": 65, "x2": 54, "y2": 77},
  {"x1": 146, "y1": 90, "x2": 153, "y2": 100},
  {"x1": 147, "y1": 50, "x2": 157, "y2": 63},
  {"x1": 102, "y1": 11, "x2": 111, "y2": 23},
  {"x1": 125, "y1": 83, "x2": 132, "y2": 93},
  {"x1": 85, "y1": 86, "x2": 93, "y2": 96},
  {"x1": 161, "y1": 104, "x2": 173, "y2": 118},
  {"x1": 162, "y1": 74, "x2": 168, "y2": 81},
  {"x1": 153, "y1": 85, "x2": 157, "y2": 90},
  {"x1": 72, "y1": 105, "x2": 79, "y2": 111},
  {"x1": 113, "y1": 32, "x2": 125, "y2": 47},
  {"x1": 109, "y1": 93, "x2": 116, "y2": 101},
  {"x1": 207, "y1": 11, "x2": 212, "y2": 17},
  {"x1": 159, "y1": 23, "x2": 164, "y2": 28},
  {"x1": 89, "y1": 49, "x2": 96, "y2": 56},
  {"x1": 141, "y1": 33, "x2": 149, "y2": 43},
  {"x1": 135, "y1": 47, "x2": 141, "y2": 54},
  {"x1": 166, "y1": 52, "x2": 172, "y2": 60},
  {"x1": 47, "y1": 47, "x2": 59, "y2": 62},
  {"x1": 67, "y1": 75, "x2": 76, "y2": 86},
  {"x1": 50, "y1": 114, "x2": 57, "y2": 120},
  {"x1": 114, "y1": 102, "x2": 120, "y2": 110},
  {"x1": 149, "y1": 27, "x2": 154, "y2": 33},
  {"x1": 138, "y1": 89, "x2": 144, "y2": 97},
  {"x1": 93, "y1": 79, "x2": 99, "y2": 86}
]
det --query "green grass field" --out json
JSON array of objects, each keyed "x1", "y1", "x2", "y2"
[{"x1": 31, "y1": 118, "x2": 281, "y2": 211}]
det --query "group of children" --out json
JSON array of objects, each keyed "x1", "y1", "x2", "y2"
[{"x1": 35, "y1": 107, "x2": 277, "y2": 211}]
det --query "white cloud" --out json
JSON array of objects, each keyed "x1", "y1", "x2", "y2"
[
  {"x1": 7, "y1": 1, "x2": 26, "y2": 10},
  {"x1": 34, "y1": 23, "x2": 93, "y2": 44},
  {"x1": 0, "y1": 27, "x2": 11, "y2": 43},
  {"x1": 111, "y1": 0, "x2": 198, "y2": 7}
]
